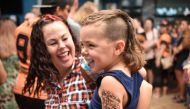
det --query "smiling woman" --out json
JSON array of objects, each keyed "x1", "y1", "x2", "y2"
[
  {"x1": 23, "y1": 14, "x2": 93, "y2": 109},
  {"x1": 43, "y1": 21, "x2": 76, "y2": 78}
]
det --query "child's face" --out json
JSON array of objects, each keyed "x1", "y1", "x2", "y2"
[
  {"x1": 43, "y1": 21, "x2": 75, "y2": 73},
  {"x1": 80, "y1": 24, "x2": 118, "y2": 73}
]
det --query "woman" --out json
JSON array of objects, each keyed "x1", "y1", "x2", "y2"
[
  {"x1": 23, "y1": 14, "x2": 93, "y2": 108},
  {"x1": 0, "y1": 17, "x2": 19, "y2": 109}
]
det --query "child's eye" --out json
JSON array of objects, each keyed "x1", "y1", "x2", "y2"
[
  {"x1": 88, "y1": 44, "x2": 95, "y2": 48},
  {"x1": 80, "y1": 43, "x2": 84, "y2": 48}
]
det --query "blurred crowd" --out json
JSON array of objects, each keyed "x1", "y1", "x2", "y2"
[
  {"x1": 0, "y1": 0, "x2": 190, "y2": 109},
  {"x1": 133, "y1": 16, "x2": 190, "y2": 106}
]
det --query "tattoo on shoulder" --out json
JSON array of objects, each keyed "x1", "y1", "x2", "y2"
[{"x1": 101, "y1": 89, "x2": 121, "y2": 109}]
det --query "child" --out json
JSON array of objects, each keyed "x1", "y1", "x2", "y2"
[{"x1": 80, "y1": 9, "x2": 152, "y2": 109}]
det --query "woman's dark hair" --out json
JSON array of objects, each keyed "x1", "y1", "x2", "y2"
[
  {"x1": 81, "y1": 9, "x2": 145, "y2": 72},
  {"x1": 22, "y1": 14, "x2": 80, "y2": 96}
]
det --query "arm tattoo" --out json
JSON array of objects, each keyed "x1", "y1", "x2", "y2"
[{"x1": 101, "y1": 89, "x2": 121, "y2": 109}]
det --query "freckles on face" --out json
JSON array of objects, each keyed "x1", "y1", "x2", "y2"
[{"x1": 43, "y1": 21, "x2": 75, "y2": 72}]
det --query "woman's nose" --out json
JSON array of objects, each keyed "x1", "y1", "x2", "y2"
[{"x1": 58, "y1": 41, "x2": 66, "y2": 49}]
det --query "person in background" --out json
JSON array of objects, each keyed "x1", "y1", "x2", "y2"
[
  {"x1": 72, "y1": 1, "x2": 98, "y2": 25},
  {"x1": 13, "y1": 12, "x2": 47, "y2": 109},
  {"x1": 173, "y1": 19, "x2": 190, "y2": 103},
  {"x1": 133, "y1": 17, "x2": 146, "y2": 50},
  {"x1": 0, "y1": 59, "x2": 7, "y2": 86},
  {"x1": 23, "y1": 14, "x2": 93, "y2": 109},
  {"x1": 24, "y1": 12, "x2": 39, "y2": 23},
  {"x1": 133, "y1": 17, "x2": 145, "y2": 34},
  {"x1": 0, "y1": 16, "x2": 19, "y2": 109},
  {"x1": 143, "y1": 17, "x2": 159, "y2": 86},
  {"x1": 69, "y1": 0, "x2": 79, "y2": 19},
  {"x1": 36, "y1": 0, "x2": 81, "y2": 39},
  {"x1": 153, "y1": 21, "x2": 173, "y2": 98},
  {"x1": 80, "y1": 9, "x2": 152, "y2": 109},
  {"x1": 183, "y1": 55, "x2": 190, "y2": 109}
]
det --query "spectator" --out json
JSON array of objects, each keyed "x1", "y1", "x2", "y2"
[
  {"x1": 37, "y1": 0, "x2": 81, "y2": 39},
  {"x1": 173, "y1": 19, "x2": 190, "y2": 103},
  {"x1": 0, "y1": 16, "x2": 19, "y2": 109},
  {"x1": 143, "y1": 17, "x2": 159, "y2": 85},
  {"x1": 13, "y1": 12, "x2": 46, "y2": 109},
  {"x1": 72, "y1": 1, "x2": 98, "y2": 25}
]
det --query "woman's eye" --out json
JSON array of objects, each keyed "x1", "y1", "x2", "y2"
[
  {"x1": 47, "y1": 40, "x2": 57, "y2": 46},
  {"x1": 50, "y1": 42, "x2": 56, "y2": 45},
  {"x1": 62, "y1": 37, "x2": 68, "y2": 41}
]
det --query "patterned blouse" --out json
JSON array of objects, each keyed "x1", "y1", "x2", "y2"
[
  {"x1": 45, "y1": 62, "x2": 93, "y2": 109},
  {"x1": 0, "y1": 55, "x2": 19, "y2": 109}
]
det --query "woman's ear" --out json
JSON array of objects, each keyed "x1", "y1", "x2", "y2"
[{"x1": 115, "y1": 40, "x2": 125, "y2": 55}]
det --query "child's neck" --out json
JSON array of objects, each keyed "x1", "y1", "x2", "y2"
[{"x1": 106, "y1": 61, "x2": 131, "y2": 77}]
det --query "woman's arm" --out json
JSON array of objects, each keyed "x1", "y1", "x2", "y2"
[
  {"x1": 0, "y1": 60, "x2": 7, "y2": 86},
  {"x1": 137, "y1": 80, "x2": 152, "y2": 109}
]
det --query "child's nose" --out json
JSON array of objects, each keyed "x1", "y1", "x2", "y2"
[{"x1": 81, "y1": 47, "x2": 88, "y2": 56}]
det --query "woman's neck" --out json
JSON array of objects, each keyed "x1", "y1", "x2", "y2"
[{"x1": 58, "y1": 62, "x2": 75, "y2": 83}]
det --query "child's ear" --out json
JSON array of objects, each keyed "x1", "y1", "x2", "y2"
[{"x1": 115, "y1": 40, "x2": 125, "y2": 55}]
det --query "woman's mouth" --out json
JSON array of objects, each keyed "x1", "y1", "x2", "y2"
[{"x1": 58, "y1": 51, "x2": 70, "y2": 62}]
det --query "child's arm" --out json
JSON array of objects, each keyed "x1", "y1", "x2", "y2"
[
  {"x1": 137, "y1": 80, "x2": 152, "y2": 109},
  {"x1": 99, "y1": 76, "x2": 128, "y2": 109}
]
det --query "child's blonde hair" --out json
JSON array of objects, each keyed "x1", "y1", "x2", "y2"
[{"x1": 81, "y1": 9, "x2": 145, "y2": 72}]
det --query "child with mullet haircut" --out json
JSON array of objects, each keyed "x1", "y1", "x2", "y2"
[{"x1": 80, "y1": 9, "x2": 152, "y2": 109}]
